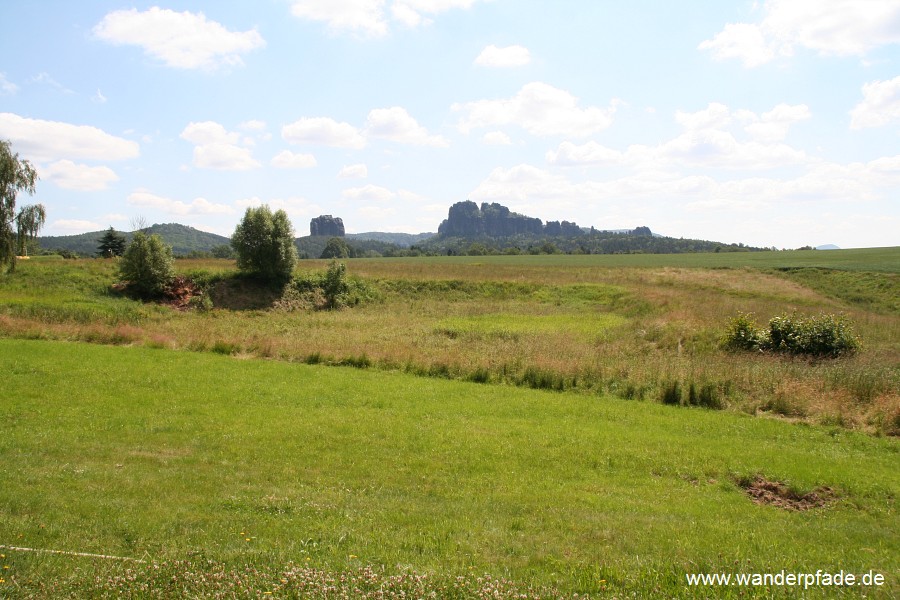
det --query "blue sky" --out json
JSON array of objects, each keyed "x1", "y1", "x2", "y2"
[{"x1": 1, "y1": 1, "x2": 899, "y2": 249}]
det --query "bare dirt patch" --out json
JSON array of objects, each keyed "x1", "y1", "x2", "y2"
[{"x1": 739, "y1": 475, "x2": 837, "y2": 511}]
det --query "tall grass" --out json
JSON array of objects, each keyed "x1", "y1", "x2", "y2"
[{"x1": 0, "y1": 255, "x2": 897, "y2": 434}]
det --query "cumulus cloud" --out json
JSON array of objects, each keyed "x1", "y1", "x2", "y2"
[
  {"x1": 128, "y1": 189, "x2": 235, "y2": 215},
  {"x1": 41, "y1": 160, "x2": 119, "y2": 191},
  {"x1": 180, "y1": 121, "x2": 239, "y2": 145},
  {"x1": 743, "y1": 103, "x2": 812, "y2": 141},
  {"x1": 291, "y1": 0, "x2": 389, "y2": 38},
  {"x1": 482, "y1": 131, "x2": 512, "y2": 145},
  {"x1": 365, "y1": 107, "x2": 448, "y2": 146},
  {"x1": 51, "y1": 219, "x2": 105, "y2": 232},
  {"x1": 474, "y1": 44, "x2": 531, "y2": 67},
  {"x1": 282, "y1": 117, "x2": 366, "y2": 149},
  {"x1": 93, "y1": 7, "x2": 265, "y2": 70},
  {"x1": 291, "y1": 0, "x2": 485, "y2": 37},
  {"x1": 338, "y1": 163, "x2": 369, "y2": 178},
  {"x1": 547, "y1": 102, "x2": 812, "y2": 170},
  {"x1": 850, "y1": 76, "x2": 900, "y2": 129},
  {"x1": 192, "y1": 143, "x2": 260, "y2": 171},
  {"x1": 0, "y1": 112, "x2": 140, "y2": 162},
  {"x1": 342, "y1": 184, "x2": 396, "y2": 202},
  {"x1": 271, "y1": 150, "x2": 318, "y2": 169},
  {"x1": 235, "y1": 196, "x2": 323, "y2": 222},
  {"x1": 239, "y1": 119, "x2": 267, "y2": 131},
  {"x1": 546, "y1": 141, "x2": 622, "y2": 166},
  {"x1": 453, "y1": 82, "x2": 618, "y2": 138},
  {"x1": 180, "y1": 121, "x2": 259, "y2": 170},
  {"x1": 699, "y1": 0, "x2": 900, "y2": 67}
]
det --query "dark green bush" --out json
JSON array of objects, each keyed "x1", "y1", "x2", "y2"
[
  {"x1": 280, "y1": 261, "x2": 378, "y2": 311},
  {"x1": 723, "y1": 312, "x2": 859, "y2": 357},
  {"x1": 118, "y1": 232, "x2": 175, "y2": 297}
]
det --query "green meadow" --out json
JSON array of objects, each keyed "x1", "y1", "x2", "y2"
[
  {"x1": 1, "y1": 339, "x2": 897, "y2": 598},
  {"x1": 0, "y1": 248, "x2": 898, "y2": 597}
]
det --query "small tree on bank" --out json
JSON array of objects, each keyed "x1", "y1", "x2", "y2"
[
  {"x1": 119, "y1": 231, "x2": 175, "y2": 297},
  {"x1": 231, "y1": 205, "x2": 298, "y2": 284}
]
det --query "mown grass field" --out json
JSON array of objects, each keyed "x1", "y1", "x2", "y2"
[
  {"x1": 0, "y1": 248, "x2": 897, "y2": 597},
  {"x1": 1, "y1": 339, "x2": 897, "y2": 598}
]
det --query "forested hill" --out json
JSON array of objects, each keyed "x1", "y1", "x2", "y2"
[{"x1": 39, "y1": 223, "x2": 231, "y2": 257}]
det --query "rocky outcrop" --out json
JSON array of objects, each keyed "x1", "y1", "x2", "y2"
[
  {"x1": 438, "y1": 201, "x2": 557, "y2": 238},
  {"x1": 310, "y1": 215, "x2": 345, "y2": 237}
]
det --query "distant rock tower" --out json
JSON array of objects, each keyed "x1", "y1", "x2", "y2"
[{"x1": 310, "y1": 215, "x2": 345, "y2": 237}]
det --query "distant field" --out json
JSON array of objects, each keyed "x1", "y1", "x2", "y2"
[
  {"x1": 1, "y1": 339, "x2": 897, "y2": 597},
  {"x1": 343, "y1": 246, "x2": 900, "y2": 272}
]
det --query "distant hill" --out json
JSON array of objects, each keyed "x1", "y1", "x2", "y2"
[
  {"x1": 39, "y1": 223, "x2": 231, "y2": 257},
  {"x1": 816, "y1": 244, "x2": 840, "y2": 250}
]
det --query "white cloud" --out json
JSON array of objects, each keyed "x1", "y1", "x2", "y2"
[
  {"x1": 482, "y1": 131, "x2": 512, "y2": 145},
  {"x1": 453, "y1": 82, "x2": 618, "y2": 137},
  {"x1": 291, "y1": 0, "x2": 389, "y2": 38},
  {"x1": 239, "y1": 120, "x2": 267, "y2": 131},
  {"x1": 282, "y1": 117, "x2": 367, "y2": 148},
  {"x1": 343, "y1": 184, "x2": 396, "y2": 202},
  {"x1": 128, "y1": 190, "x2": 235, "y2": 215},
  {"x1": 675, "y1": 102, "x2": 733, "y2": 131},
  {"x1": 0, "y1": 112, "x2": 140, "y2": 162},
  {"x1": 180, "y1": 121, "x2": 259, "y2": 170},
  {"x1": 743, "y1": 103, "x2": 812, "y2": 141},
  {"x1": 291, "y1": 0, "x2": 485, "y2": 36},
  {"x1": 100, "y1": 213, "x2": 128, "y2": 223},
  {"x1": 192, "y1": 143, "x2": 260, "y2": 171},
  {"x1": 235, "y1": 196, "x2": 323, "y2": 223},
  {"x1": 271, "y1": 150, "x2": 318, "y2": 169},
  {"x1": 338, "y1": 163, "x2": 369, "y2": 178},
  {"x1": 850, "y1": 76, "x2": 900, "y2": 129},
  {"x1": 92, "y1": 89, "x2": 107, "y2": 104},
  {"x1": 474, "y1": 44, "x2": 531, "y2": 68},
  {"x1": 0, "y1": 73, "x2": 18, "y2": 95},
  {"x1": 180, "y1": 121, "x2": 240, "y2": 145},
  {"x1": 41, "y1": 160, "x2": 119, "y2": 191},
  {"x1": 700, "y1": 0, "x2": 900, "y2": 67},
  {"x1": 546, "y1": 141, "x2": 622, "y2": 166},
  {"x1": 698, "y1": 23, "x2": 776, "y2": 68},
  {"x1": 365, "y1": 107, "x2": 448, "y2": 146},
  {"x1": 393, "y1": 0, "x2": 483, "y2": 24},
  {"x1": 546, "y1": 103, "x2": 811, "y2": 170},
  {"x1": 51, "y1": 219, "x2": 105, "y2": 232},
  {"x1": 93, "y1": 7, "x2": 265, "y2": 70}
]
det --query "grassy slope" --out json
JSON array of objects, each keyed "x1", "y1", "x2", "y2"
[{"x1": 0, "y1": 339, "x2": 897, "y2": 597}]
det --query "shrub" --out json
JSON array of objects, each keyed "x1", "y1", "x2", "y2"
[
  {"x1": 723, "y1": 311, "x2": 859, "y2": 357},
  {"x1": 231, "y1": 205, "x2": 298, "y2": 284},
  {"x1": 118, "y1": 232, "x2": 175, "y2": 297},
  {"x1": 278, "y1": 261, "x2": 377, "y2": 311},
  {"x1": 722, "y1": 312, "x2": 766, "y2": 351}
]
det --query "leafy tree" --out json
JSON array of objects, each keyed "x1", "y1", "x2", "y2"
[
  {"x1": 16, "y1": 203, "x2": 46, "y2": 256},
  {"x1": 321, "y1": 260, "x2": 350, "y2": 309},
  {"x1": 119, "y1": 231, "x2": 175, "y2": 297},
  {"x1": 320, "y1": 236, "x2": 351, "y2": 259},
  {"x1": 231, "y1": 205, "x2": 298, "y2": 284},
  {"x1": 97, "y1": 226, "x2": 127, "y2": 258},
  {"x1": 0, "y1": 139, "x2": 39, "y2": 272}
]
